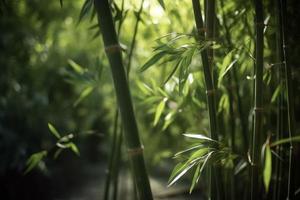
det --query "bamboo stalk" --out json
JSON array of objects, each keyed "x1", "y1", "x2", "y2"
[
  {"x1": 112, "y1": 129, "x2": 123, "y2": 200},
  {"x1": 192, "y1": 0, "x2": 223, "y2": 199},
  {"x1": 104, "y1": 110, "x2": 119, "y2": 200},
  {"x1": 126, "y1": 0, "x2": 144, "y2": 76},
  {"x1": 273, "y1": 1, "x2": 284, "y2": 199},
  {"x1": 94, "y1": 1, "x2": 153, "y2": 199},
  {"x1": 219, "y1": 0, "x2": 249, "y2": 151},
  {"x1": 279, "y1": 0, "x2": 296, "y2": 199},
  {"x1": 250, "y1": 0, "x2": 264, "y2": 199}
]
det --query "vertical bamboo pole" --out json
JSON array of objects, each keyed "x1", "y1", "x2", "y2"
[
  {"x1": 94, "y1": 1, "x2": 153, "y2": 199},
  {"x1": 279, "y1": 0, "x2": 296, "y2": 199},
  {"x1": 250, "y1": 0, "x2": 264, "y2": 199},
  {"x1": 192, "y1": 0, "x2": 223, "y2": 199},
  {"x1": 273, "y1": 1, "x2": 284, "y2": 199},
  {"x1": 219, "y1": 0, "x2": 248, "y2": 151}
]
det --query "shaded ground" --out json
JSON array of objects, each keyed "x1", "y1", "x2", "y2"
[{"x1": 55, "y1": 161, "x2": 203, "y2": 200}]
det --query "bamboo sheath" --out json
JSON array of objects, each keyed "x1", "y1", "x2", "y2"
[{"x1": 94, "y1": 1, "x2": 153, "y2": 199}]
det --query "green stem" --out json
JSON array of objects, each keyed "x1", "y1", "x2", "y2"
[
  {"x1": 94, "y1": 1, "x2": 153, "y2": 199},
  {"x1": 273, "y1": 1, "x2": 284, "y2": 199},
  {"x1": 192, "y1": 0, "x2": 223, "y2": 199},
  {"x1": 104, "y1": 110, "x2": 119, "y2": 200},
  {"x1": 250, "y1": 0, "x2": 264, "y2": 199},
  {"x1": 279, "y1": 0, "x2": 295, "y2": 199},
  {"x1": 219, "y1": 0, "x2": 248, "y2": 151},
  {"x1": 112, "y1": 129, "x2": 123, "y2": 200},
  {"x1": 126, "y1": 0, "x2": 144, "y2": 76}
]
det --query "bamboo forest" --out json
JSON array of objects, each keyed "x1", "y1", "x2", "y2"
[{"x1": 1, "y1": 0, "x2": 300, "y2": 199}]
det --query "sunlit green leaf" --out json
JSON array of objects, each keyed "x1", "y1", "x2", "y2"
[
  {"x1": 190, "y1": 164, "x2": 201, "y2": 193},
  {"x1": 183, "y1": 133, "x2": 215, "y2": 142},
  {"x1": 68, "y1": 59, "x2": 84, "y2": 74},
  {"x1": 153, "y1": 98, "x2": 167, "y2": 126},
  {"x1": 48, "y1": 123, "x2": 61, "y2": 139},
  {"x1": 263, "y1": 145, "x2": 272, "y2": 192},
  {"x1": 74, "y1": 86, "x2": 94, "y2": 107},
  {"x1": 271, "y1": 84, "x2": 282, "y2": 103},
  {"x1": 69, "y1": 142, "x2": 80, "y2": 156},
  {"x1": 168, "y1": 162, "x2": 196, "y2": 187},
  {"x1": 24, "y1": 151, "x2": 47, "y2": 174},
  {"x1": 140, "y1": 51, "x2": 166, "y2": 72}
]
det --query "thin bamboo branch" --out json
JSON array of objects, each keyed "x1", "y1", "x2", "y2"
[{"x1": 94, "y1": 1, "x2": 153, "y2": 199}]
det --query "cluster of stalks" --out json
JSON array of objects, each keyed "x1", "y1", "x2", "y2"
[{"x1": 92, "y1": 0, "x2": 296, "y2": 199}]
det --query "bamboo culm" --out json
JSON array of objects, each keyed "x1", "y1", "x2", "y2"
[
  {"x1": 192, "y1": 0, "x2": 223, "y2": 199},
  {"x1": 279, "y1": 0, "x2": 296, "y2": 199},
  {"x1": 94, "y1": 1, "x2": 153, "y2": 199},
  {"x1": 250, "y1": 0, "x2": 264, "y2": 199}
]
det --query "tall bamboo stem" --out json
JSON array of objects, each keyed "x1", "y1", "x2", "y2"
[
  {"x1": 192, "y1": 0, "x2": 223, "y2": 199},
  {"x1": 219, "y1": 0, "x2": 248, "y2": 151},
  {"x1": 250, "y1": 0, "x2": 264, "y2": 199},
  {"x1": 273, "y1": 1, "x2": 284, "y2": 199},
  {"x1": 94, "y1": 1, "x2": 153, "y2": 199},
  {"x1": 279, "y1": 0, "x2": 296, "y2": 199}
]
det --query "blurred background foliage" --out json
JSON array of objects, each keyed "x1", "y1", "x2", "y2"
[{"x1": 0, "y1": 0, "x2": 299, "y2": 199}]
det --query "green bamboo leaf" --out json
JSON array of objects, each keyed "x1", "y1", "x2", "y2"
[
  {"x1": 59, "y1": 0, "x2": 63, "y2": 8},
  {"x1": 271, "y1": 84, "x2": 282, "y2": 103},
  {"x1": 69, "y1": 142, "x2": 80, "y2": 156},
  {"x1": 153, "y1": 98, "x2": 167, "y2": 126},
  {"x1": 186, "y1": 148, "x2": 210, "y2": 164},
  {"x1": 168, "y1": 162, "x2": 196, "y2": 187},
  {"x1": 78, "y1": 0, "x2": 93, "y2": 24},
  {"x1": 178, "y1": 58, "x2": 189, "y2": 94},
  {"x1": 24, "y1": 151, "x2": 47, "y2": 174},
  {"x1": 54, "y1": 148, "x2": 63, "y2": 159},
  {"x1": 68, "y1": 59, "x2": 84, "y2": 74},
  {"x1": 140, "y1": 51, "x2": 166, "y2": 72},
  {"x1": 58, "y1": 133, "x2": 74, "y2": 143},
  {"x1": 270, "y1": 135, "x2": 300, "y2": 147},
  {"x1": 174, "y1": 144, "x2": 203, "y2": 157},
  {"x1": 218, "y1": 50, "x2": 237, "y2": 87},
  {"x1": 73, "y1": 86, "x2": 94, "y2": 107},
  {"x1": 163, "y1": 59, "x2": 181, "y2": 85},
  {"x1": 183, "y1": 133, "x2": 215, "y2": 142},
  {"x1": 168, "y1": 162, "x2": 186, "y2": 183},
  {"x1": 48, "y1": 123, "x2": 61, "y2": 139},
  {"x1": 190, "y1": 164, "x2": 201, "y2": 193},
  {"x1": 263, "y1": 145, "x2": 272, "y2": 192},
  {"x1": 157, "y1": 0, "x2": 165, "y2": 10}
]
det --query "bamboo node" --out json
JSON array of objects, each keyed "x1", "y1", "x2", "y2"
[
  {"x1": 127, "y1": 146, "x2": 144, "y2": 156},
  {"x1": 105, "y1": 44, "x2": 122, "y2": 54},
  {"x1": 197, "y1": 28, "x2": 207, "y2": 33},
  {"x1": 254, "y1": 107, "x2": 264, "y2": 112},
  {"x1": 206, "y1": 89, "x2": 215, "y2": 96},
  {"x1": 255, "y1": 22, "x2": 266, "y2": 27}
]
